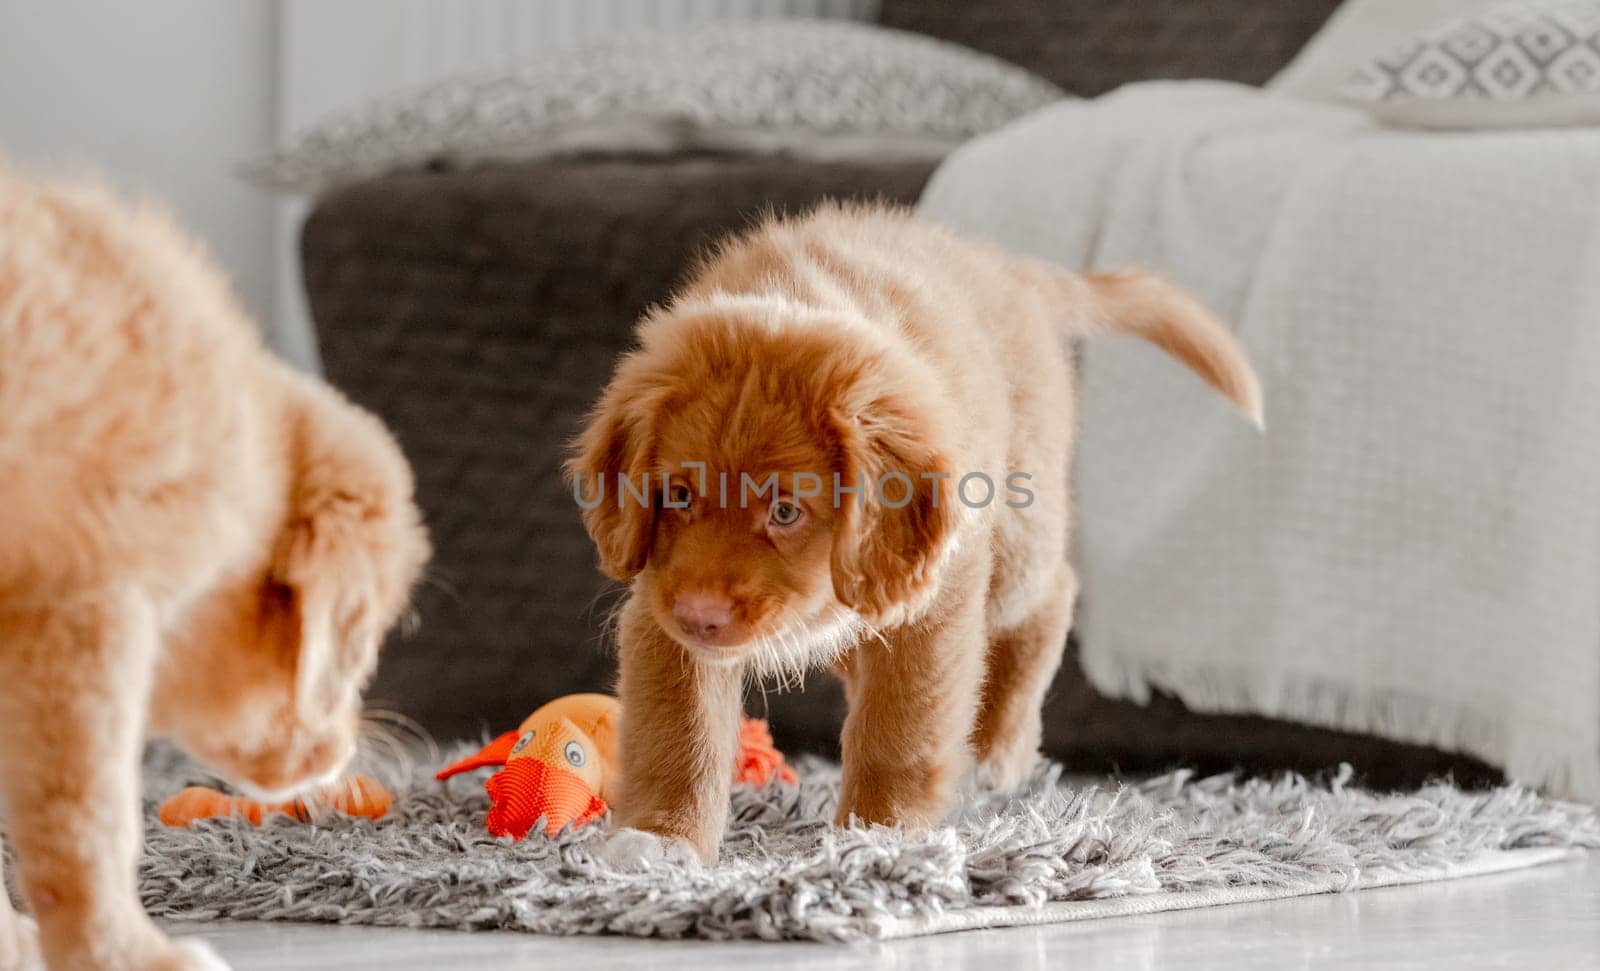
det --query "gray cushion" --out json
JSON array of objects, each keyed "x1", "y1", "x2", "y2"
[
  {"x1": 1341, "y1": 0, "x2": 1600, "y2": 128},
  {"x1": 254, "y1": 21, "x2": 1060, "y2": 194}
]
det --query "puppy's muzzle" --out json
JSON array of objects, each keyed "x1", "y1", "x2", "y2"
[{"x1": 671, "y1": 591, "x2": 746, "y2": 648}]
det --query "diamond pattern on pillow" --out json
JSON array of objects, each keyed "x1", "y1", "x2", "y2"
[{"x1": 1343, "y1": 0, "x2": 1600, "y2": 109}]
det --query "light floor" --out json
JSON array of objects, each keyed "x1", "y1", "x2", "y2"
[{"x1": 173, "y1": 853, "x2": 1600, "y2": 970}]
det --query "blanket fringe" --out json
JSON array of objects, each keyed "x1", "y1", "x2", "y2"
[{"x1": 1081, "y1": 647, "x2": 1600, "y2": 803}]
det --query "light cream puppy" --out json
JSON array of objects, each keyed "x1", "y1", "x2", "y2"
[{"x1": 0, "y1": 168, "x2": 428, "y2": 970}]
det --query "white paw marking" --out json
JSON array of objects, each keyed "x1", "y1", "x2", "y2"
[
  {"x1": 168, "y1": 936, "x2": 232, "y2": 971},
  {"x1": 974, "y1": 749, "x2": 1039, "y2": 794},
  {"x1": 591, "y1": 827, "x2": 700, "y2": 871},
  {"x1": 0, "y1": 915, "x2": 41, "y2": 971}
]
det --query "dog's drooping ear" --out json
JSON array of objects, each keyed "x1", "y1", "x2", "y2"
[
  {"x1": 826, "y1": 392, "x2": 960, "y2": 627},
  {"x1": 272, "y1": 389, "x2": 429, "y2": 717},
  {"x1": 566, "y1": 364, "x2": 660, "y2": 580},
  {"x1": 271, "y1": 491, "x2": 388, "y2": 717}
]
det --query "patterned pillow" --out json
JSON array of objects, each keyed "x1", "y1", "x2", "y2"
[
  {"x1": 250, "y1": 21, "x2": 1063, "y2": 194},
  {"x1": 1339, "y1": 0, "x2": 1600, "y2": 127}
]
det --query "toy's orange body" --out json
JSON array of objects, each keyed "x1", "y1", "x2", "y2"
[
  {"x1": 483, "y1": 758, "x2": 608, "y2": 839},
  {"x1": 437, "y1": 693, "x2": 622, "y2": 838},
  {"x1": 437, "y1": 693, "x2": 794, "y2": 840},
  {"x1": 158, "y1": 774, "x2": 392, "y2": 827}
]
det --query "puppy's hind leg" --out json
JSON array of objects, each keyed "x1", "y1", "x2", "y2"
[
  {"x1": 971, "y1": 566, "x2": 1078, "y2": 791},
  {"x1": 0, "y1": 591, "x2": 227, "y2": 971}
]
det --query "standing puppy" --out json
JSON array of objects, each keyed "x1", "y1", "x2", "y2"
[
  {"x1": 570, "y1": 205, "x2": 1259, "y2": 863},
  {"x1": 0, "y1": 169, "x2": 428, "y2": 969}
]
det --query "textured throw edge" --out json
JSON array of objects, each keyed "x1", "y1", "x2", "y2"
[
  {"x1": 139, "y1": 745, "x2": 1599, "y2": 943},
  {"x1": 1081, "y1": 648, "x2": 1600, "y2": 805}
]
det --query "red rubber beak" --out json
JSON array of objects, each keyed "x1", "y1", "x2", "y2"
[{"x1": 434, "y1": 729, "x2": 521, "y2": 781}]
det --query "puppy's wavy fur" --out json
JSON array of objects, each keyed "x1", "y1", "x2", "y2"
[
  {"x1": 0, "y1": 168, "x2": 428, "y2": 970},
  {"x1": 576, "y1": 204, "x2": 1260, "y2": 857},
  {"x1": 570, "y1": 205, "x2": 1261, "y2": 862}
]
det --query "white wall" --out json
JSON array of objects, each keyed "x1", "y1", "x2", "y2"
[
  {"x1": 0, "y1": 0, "x2": 280, "y2": 333},
  {"x1": 0, "y1": 0, "x2": 876, "y2": 372},
  {"x1": 280, "y1": 0, "x2": 878, "y2": 131}
]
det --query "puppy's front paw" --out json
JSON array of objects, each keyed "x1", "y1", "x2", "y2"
[
  {"x1": 0, "y1": 914, "x2": 40, "y2": 971},
  {"x1": 591, "y1": 827, "x2": 702, "y2": 871},
  {"x1": 46, "y1": 929, "x2": 230, "y2": 971},
  {"x1": 975, "y1": 742, "x2": 1041, "y2": 794},
  {"x1": 160, "y1": 940, "x2": 232, "y2": 971},
  {"x1": 146, "y1": 937, "x2": 231, "y2": 971}
]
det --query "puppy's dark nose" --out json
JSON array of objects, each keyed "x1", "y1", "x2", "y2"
[{"x1": 673, "y1": 592, "x2": 734, "y2": 641}]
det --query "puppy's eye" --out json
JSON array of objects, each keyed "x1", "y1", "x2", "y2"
[
  {"x1": 769, "y1": 501, "x2": 803, "y2": 528},
  {"x1": 564, "y1": 741, "x2": 586, "y2": 767},
  {"x1": 510, "y1": 730, "x2": 534, "y2": 755},
  {"x1": 667, "y1": 484, "x2": 692, "y2": 507}
]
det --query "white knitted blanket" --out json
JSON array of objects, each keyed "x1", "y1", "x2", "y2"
[{"x1": 919, "y1": 81, "x2": 1600, "y2": 800}]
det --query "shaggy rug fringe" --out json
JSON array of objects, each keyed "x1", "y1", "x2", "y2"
[{"x1": 139, "y1": 747, "x2": 1599, "y2": 943}]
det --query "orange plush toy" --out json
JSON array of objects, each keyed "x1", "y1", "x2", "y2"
[
  {"x1": 159, "y1": 775, "x2": 393, "y2": 827},
  {"x1": 436, "y1": 692, "x2": 795, "y2": 840}
]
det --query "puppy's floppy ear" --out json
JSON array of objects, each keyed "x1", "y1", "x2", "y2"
[
  {"x1": 271, "y1": 500, "x2": 382, "y2": 715},
  {"x1": 271, "y1": 389, "x2": 429, "y2": 716},
  {"x1": 566, "y1": 365, "x2": 660, "y2": 580},
  {"x1": 827, "y1": 391, "x2": 960, "y2": 626}
]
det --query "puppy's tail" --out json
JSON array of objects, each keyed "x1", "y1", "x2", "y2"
[{"x1": 1071, "y1": 270, "x2": 1264, "y2": 429}]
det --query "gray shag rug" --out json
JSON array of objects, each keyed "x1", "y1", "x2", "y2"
[{"x1": 139, "y1": 745, "x2": 1599, "y2": 942}]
